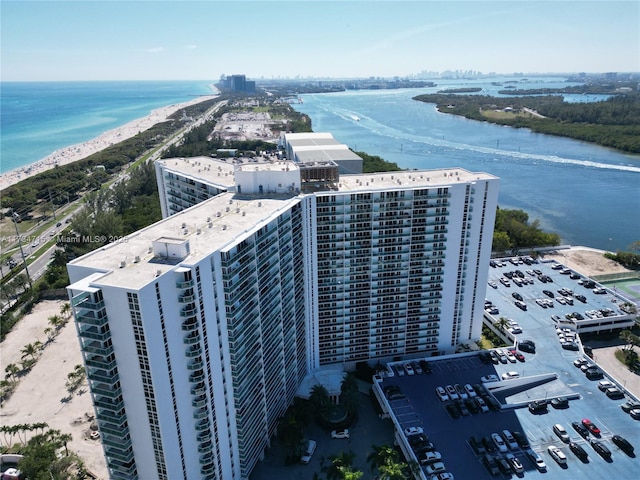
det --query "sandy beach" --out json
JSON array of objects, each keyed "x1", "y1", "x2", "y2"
[{"x1": 0, "y1": 95, "x2": 217, "y2": 191}]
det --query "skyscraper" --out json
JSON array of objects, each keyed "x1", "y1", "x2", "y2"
[{"x1": 67, "y1": 152, "x2": 498, "y2": 479}]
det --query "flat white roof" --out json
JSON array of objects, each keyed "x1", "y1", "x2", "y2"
[
  {"x1": 157, "y1": 156, "x2": 236, "y2": 188},
  {"x1": 70, "y1": 167, "x2": 497, "y2": 290}
]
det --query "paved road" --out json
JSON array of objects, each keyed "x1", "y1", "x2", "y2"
[{"x1": 588, "y1": 340, "x2": 640, "y2": 399}]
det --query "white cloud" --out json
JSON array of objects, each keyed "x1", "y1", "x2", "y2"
[
  {"x1": 145, "y1": 47, "x2": 165, "y2": 54},
  {"x1": 184, "y1": 44, "x2": 197, "y2": 50}
]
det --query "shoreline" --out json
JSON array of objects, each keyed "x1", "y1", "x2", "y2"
[{"x1": 0, "y1": 94, "x2": 218, "y2": 191}]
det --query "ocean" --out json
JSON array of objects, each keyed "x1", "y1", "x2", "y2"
[
  {"x1": 0, "y1": 80, "x2": 214, "y2": 174},
  {"x1": 292, "y1": 77, "x2": 640, "y2": 251}
]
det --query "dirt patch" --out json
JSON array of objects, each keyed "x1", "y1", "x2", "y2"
[{"x1": 539, "y1": 247, "x2": 630, "y2": 277}]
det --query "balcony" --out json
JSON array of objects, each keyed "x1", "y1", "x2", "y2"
[
  {"x1": 81, "y1": 341, "x2": 114, "y2": 357},
  {"x1": 78, "y1": 325, "x2": 110, "y2": 342},
  {"x1": 176, "y1": 279, "x2": 194, "y2": 289},
  {"x1": 178, "y1": 294, "x2": 196, "y2": 304},
  {"x1": 185, "y1": 345, "x2": 202, "y2": 358},
  {"x1": 198, "y1": 440, "x2": 213, "y2": 454},
  {"x1": 190, "y1": 382, "x2": 206, "y2": 396},
  {"x1": 183, "y1": 332, "x2": 201, "y2": 345},
  {"x1": 192, "y1": 395, "x2": 207, "y2": 408},
  {"x1": 182, "y1": 318, "x2": 198, "y2": 332},
  {"x1": 187, "y1": 358, "x2": 204, "y2": 371},
  {"x1": 195, "y1": 419, "x2": 210, "y2": 432},
  {"x1": 180, "y1": 307, "x2": 198, "y2": 318},
  {"x1": 197, "y1": 431, "x2": 212, "y2": 443},
  {"x1": 193, "y1": 408, "x2": 208, "y2": 420}
]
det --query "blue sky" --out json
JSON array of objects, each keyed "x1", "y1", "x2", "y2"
[{"x1": 2, "y1": 0, "x2": 638, "y2": 81}]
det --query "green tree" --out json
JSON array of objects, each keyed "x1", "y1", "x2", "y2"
[
  {"x1": 309, "y1": 383, "x2": 333, "y2": 420},
  {"x1": 495, "y1": 317, "x2": 510, "y2": 333},
  {"x1": 325, "y1": 451, "x2": 357, "y2": 480},
  {"x1": 340, "y1": 373, "x2": 360, "y2": 415}
]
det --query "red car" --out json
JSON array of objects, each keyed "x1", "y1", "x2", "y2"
[
  {"x1": 509, "y1": 349, "x2": 526, "y2": 362},
  {"x1": 581, "y1": 418, "x2": 601, "y2": 435}
]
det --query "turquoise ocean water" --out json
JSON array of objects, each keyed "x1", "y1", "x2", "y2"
[{"x1": 1, "y1": 80, "x2": 213, "y2": 174}]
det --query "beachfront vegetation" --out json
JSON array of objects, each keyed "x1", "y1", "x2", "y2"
[
  {"x1": 413, "y1": 92, "x2": 640, "y2": 153},
  {"x1": 355, "y1": 151, "x2": 402, "y2": 173},
  {"x1": 604, "y1": 241, "x2": 640, "y2": 269}
]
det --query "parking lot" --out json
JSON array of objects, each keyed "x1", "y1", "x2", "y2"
[
  {"x1": 377, "y1": 256, "x2": 639, "y2": 480},
  {"x1": 378, "y1": 345, "x2": 638, "y2": 479}
]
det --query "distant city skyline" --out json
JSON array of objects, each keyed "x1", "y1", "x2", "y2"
[{"x1": 2, "y1": 0, "x2": 638, "y2": 82}]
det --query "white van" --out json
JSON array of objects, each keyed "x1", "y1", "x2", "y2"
[{"x1": 301, "y1": 439, "x2": 317, "y2": 464}]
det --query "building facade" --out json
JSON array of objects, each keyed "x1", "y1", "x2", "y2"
[{"x1": 67, "y1": 155, "x2": 498, "y2": 480}]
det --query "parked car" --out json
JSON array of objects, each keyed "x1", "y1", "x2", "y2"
[
  {"x1": 301, "y1": 439, "x2": 317, "y2": 464},
  {"x1": 464, "y1": 383, "x2": 477, "y2": 398},
  {"x1": 612, "y1": 434, "x2": 634, "y2": 454},
  {"x1": 528, "y1": 400, "x2": 548, "y2": 414},
  {"x1": 445, "y1": 404, "x2": 460, "y2": 419},
  {"x1": 475, "y1": 397, "x2": 489, "y2": 413},
  {"x1": 590, "y1": 438, "x2": 611, "y2": 458},
  {"x1": 405, "y1": 426, "x2": 424, "y2": 436},
  {"x1": 513, "y1": 431, "x2": 530, "y2": 448},
  {"x1": 572, "y1": 421, "x2": 590, "y2": 438},
  {"x1": 621, "y1": 400, "x2": 640, "y2": 413},
  {"x1": 598, "y1": 380, "x2": 615, "y2": 391},
  {"x1": 419, "y1": 451, "x2": 442, "y2": 465},
  {"x1": 445, "y1": 385, "x2": 459, "y2": 400},
  {"x1": 526, "y1": 449, "x2": 547, "y2": 471},
  {"x1": 569, "y1": 442, "x2": 589, "y2": 461},
  {"x1": 553, "y1": 423, "x2": 570, "y2": 443},
  {"x1": 501, "y1": 371, "x2": 519, "y2": 380},
  {"x1": 482, "y1": 436, "x2": 497, "y2": 454},
  {"x1": 505, "y1": 453, "x2": 524, "y2": 474},
  {"x1": 424, "y1": 461, "x2": 447, "y2": 475},
  {"x1": 606, "y1": 387, "x2": 625, "y2": 399},
  {"x1": 501, "y1": 430, "x2": 518, "y2": 450},
  {"x1": 492, "y1": 433, "x2": 508, "y2": 453},
  {"x1": 469, "y1": 436, "x2": 486, "y2": 455},
  {"x1": 435, "y1": 386, "x2": 448, "y2": 402},
  {"x1": 481, "y1": 375, "x2": 499, "y2": 383},
  {"x1": 581, "y1": 418, "x2": 601, "y2": 435},
  {"x1": 482, "y1": 454, "x2": 500, "y2": 475},
  {"x1": 547, "y1": 445, "x2": 567, "y2": 465},
  {"x1": 331, "y1": 429, "x2": 350, "y2": 439},
  {"x1": 550, "y1": 397, "x2": 569, "y2": 409}
]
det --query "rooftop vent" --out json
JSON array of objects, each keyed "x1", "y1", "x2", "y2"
[
  {"x1": 134, "y1": 256, "x2": 140, "y2": 263},
  {"x1": 196, "y1": 228, "x2": 201, "y2": 235},
  {"x1": 242, "y1": 211, "x2": 246, "y2": 217},
  {"x1": 155, "y1": 270, "x2": 162, "y2": 277},
  {"x1": 216, "y1": 211, "x2": 221, "y2": 217},
  {"x1": 222, "y1": 225, "x2": 227, "y2": 230},
  {"x1": 119, "y1": 260, "x2": 126, "y2": 268}
]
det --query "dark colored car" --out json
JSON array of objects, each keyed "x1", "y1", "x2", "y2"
[
  {"x1": 513, "y1": 431, "x2": 530, "y2": 449},
  {"x1": 528, "y1": 400, "x2": 547, "y2": 414},
  {"x1": 482, "y1": 454, "x2": 500, "y2": 476},
  {"x1": 590, "y1": 439, "x2": 611, "y2": 458},
  {"x1": 496, "y1": 456, "x2": 511, "y2": 474},
  {"x1": 470, "y1": 436, "x2": 486, "y2": 455},
  {"x1": 482, "y1": 436, "x2": 497, "y2": 454},
  {"x1": 445, "y1": 403, "x2": 460, "y2": 419},
  {"x1": 551, "y1": 397, "x2": 569, "y2": 409},
  {"x1": 612, "y1": 435, "x2": 634, "y2": 454},
  {"x1": 572, "y1": 421, "x2": 590, "y2": 438},
  {"x1": 569, "y1": 442, "x2": 589, "y2": 461},
  {"x1": 621, "y1": 400, "x2": 640, "y2": 413},
  {"x1": 465, "y1": 398, "x2": 479, "y2": 414}
]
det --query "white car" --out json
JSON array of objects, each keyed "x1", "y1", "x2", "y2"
[
  {"x1": 404, "y1": 363, "x2": 415, "y2": 375},
  {"x1": 505, "y1": 351, "x2": 517, "y2": 362},
  {"x1": 553, "y1": 423, "x2": 570, "y2": 443},
  {"x1": 501, "y1": 371, "x2": 519, "y2": 380},
  {"x1": 404, "y1": 426, "x2": 424, "y2": 436},
  {"x1": 445, "y1": 385, "x2": 459, "y2": 400},
  {"x1": 492, "y1": 432, "x2": 508, "y2": 453},
  {"x1": 526, "y1": 449, "x2": 547, "y2": 471},
  {"x1": 435, "y1": 386, "x2": 449, "y2": 402},
  {"x1": 424, "y1": 462, "x2": 446, "y2": 475},
  {"x1": 420, "y1": 451, "x2": 442, "y2": 465},
  {"x1": 502, "y1": 430, "x2": 518, "y2": 450},
  {"x1": 464, "y1": 384, "x2": 477, "y2": 398},
  {"x1": 481, "y1": 375, "x2": 499, "y2": 383},
  {"x1": 548, "y1": 445, "x2": 567, "y2": 464},
  {"x1": 455, "y1": 384, "x2": 468, "y2": 400},
  {"x1": 505, "y1": 453, "x2": 524, "y2": 474},
  {"x1": 475, "y1": 397, "x2": 489, "y2": 413},
  {"x1": 331, "y1": 429, "x2": 350, "y2": 439}
]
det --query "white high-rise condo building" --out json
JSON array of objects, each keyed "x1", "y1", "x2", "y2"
[{"x1": 67, "y1": 147, "x2": 499, "y2": 480}]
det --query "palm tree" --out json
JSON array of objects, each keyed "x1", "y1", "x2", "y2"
[
  {"x1": 495, "y1": 316, "x2": 510, "y2": 333},
  {"x1": 60, "y1": 301, "x2": 72, "y2": 319},
  {"x1": 309, "y1": 383, "x2": 333, "y2": 420},
  {"x1": 367, "y1": 444, "x2": 399, "y2": 473},
  {"x1": 325, "y1": 451, "x2": 357, "y2": 480},
  {"x1": 48, "y1": 314, "x2": 64, "y2": 331},
  {"x1": 21, "y1": 342, "x2": 39, "y2": 360},
  {"x1": 340, "y1": 373, "x2": 360, "y2": 414},
  {"x1": 4, "y1": 363, "x2": 20, "y2": 385}
]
